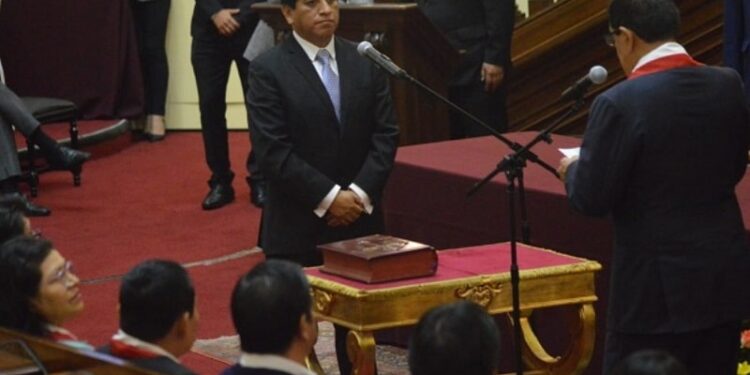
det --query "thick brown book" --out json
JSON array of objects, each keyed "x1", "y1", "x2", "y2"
[{"x1": 318, "y1": 234, "x2": 437, "y2": 283}]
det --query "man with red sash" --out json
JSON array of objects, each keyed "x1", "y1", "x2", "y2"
[
  {"x1": 557, "y1": 0, "x2": 750, "y2": 373},
  {"x1": 99, "y1": 260, "x2": 198, "y2": 375}
]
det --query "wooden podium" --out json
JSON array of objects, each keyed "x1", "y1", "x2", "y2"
[
  {"x1": 252, "y1": 3, "x2": 459, "y2": 145},
  {"x1": 0, "y1": 328, "x2": 155, "y2": 375}
]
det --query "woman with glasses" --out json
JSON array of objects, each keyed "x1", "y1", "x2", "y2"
[{"x1": 0, "y1": 236, "x2": 90, "y2": 350}]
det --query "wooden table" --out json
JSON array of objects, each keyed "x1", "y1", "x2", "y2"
[{"x1": 305, "y1": 242, "x2": 601, "y2": 375}]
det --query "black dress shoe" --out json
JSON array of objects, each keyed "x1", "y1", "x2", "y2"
[
  {"x1": 0, "y1": 192, "x2": 51, "y2": 217},
  {"x1": 144, "y1": 132, "x2": 166, "y2": 143},
  {"x1": 51, "y1": 147, "x2": 91, "y2": 172},
  {"x1": 250, "y1": 179, "x2": 268, "y2": 208},
  {"x1": 202, "y1": 184, "x2": 235, "y2": 210}
]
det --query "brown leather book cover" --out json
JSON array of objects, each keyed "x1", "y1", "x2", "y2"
[{"x1": 318, "y1": 234, "x2": 437, "y2": 283}]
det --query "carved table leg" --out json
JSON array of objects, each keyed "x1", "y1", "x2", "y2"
[
  {"x1": 346, "y1": 330, "x2": 376, "y2": 375},
  {"x1": 306, "y1": 347, "x2": 325, "y2": 375},
  {"x1": 508, "y1": 303, "x2": 596, "y2": 375}
]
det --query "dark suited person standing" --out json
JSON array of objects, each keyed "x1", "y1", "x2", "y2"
[
  {"x1": 191, "y1": 0, "x2": 267, "y2": 210},
  {"x1": 418, "y1": 0, "x2": 515, "y2": 138},
  {"x1": 557, "y1": 0, "x2": 750, "y2": 373},
  {"x1": 246, "y1": 0, "x2": 398, "y2": 372}
]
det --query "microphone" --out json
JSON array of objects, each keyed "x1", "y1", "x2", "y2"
[
  {"x1": 357, "y1": 41, "x2": 406, "y2": 78},
  {"x1": 560, "y1": 65, "x2": 608, "y2": 102}
]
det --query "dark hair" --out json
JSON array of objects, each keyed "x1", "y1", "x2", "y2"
[
  {"x1": 409, "y1": 301, "x2": 501, "y2": 375},
  {"x1": 231, "y1": 260, "x2": 312, "y2": 354},
  {"x1": 612, "y1": 350, "x2": 688, "y2": 375},
  {"x1": 608, "y1": 0, "x2": 680, "y2": 43},
  {"x1": 280, "y1": 0, "x2": 296, "y2": 8},
  {"x1": 0, "y1": 206, "x2": 27, "y2": 246},
  {"x1": 119, "y1": 260, "x2": 195, "y2": 342},
  {"x1": 0, "y1": 236, "x2": 54, "y2": 336}
]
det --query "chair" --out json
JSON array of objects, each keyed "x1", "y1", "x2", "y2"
[{"x1": 20, "y1": 97, "x2": 80, "y2": 197}]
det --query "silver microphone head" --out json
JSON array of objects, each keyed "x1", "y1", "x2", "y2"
[
  {"x1": 589, "y1": 65, "x2": 608, "y2": 84},
  {"x1": 357, "y1": 41, "x2": 373, "y2": 56}
]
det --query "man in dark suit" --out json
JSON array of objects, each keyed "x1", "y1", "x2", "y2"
[
  {"x1": 221, "y1": 260, "x2": 317, "y2": 375},
  {"x1": 0, "y1": 82, "x2": 90, "y2": 217},
  {"x1": 191, "y1": 0, "x2": 267, "y2": 210},
  {"x1": 557, "y1": 0, "x2": 750, "y2": 373},
  {"x1": 246, "y1": 1, "x2": 398, "y2": 372},
  {"x1": 417, "y1": 0, "x2": 515, "y2": 137},
  {"x1": 246, "y1": 0, "x2": 398, "y2": 266},
  {"x1": 100, "y1": 260, "x2": 198, "y2": 375}
]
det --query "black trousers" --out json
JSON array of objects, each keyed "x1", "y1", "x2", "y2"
[
  {"x1": 131, "y1": 0, "x2": 170, "y2": 116},
  {"x1": 191, "y1": 32, "x2": 261, "y2": 186},
  {"x1": 603, "y1": 320, "x2": 741, "y2": 375},
  {"x1": 448, "y1": 76, "x2": 508, "y2": 139}
]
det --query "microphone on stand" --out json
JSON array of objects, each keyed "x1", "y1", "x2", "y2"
[
  {"x1": 560, "y1": 65, "x2": 608, "y2": 102},
  {"x1": 356, "y1": 41, "x2": 408, "y2": 79}
]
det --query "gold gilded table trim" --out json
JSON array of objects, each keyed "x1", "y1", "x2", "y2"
[{"x1": 306, "y1": 244, "x2": 601, "y2": 375}]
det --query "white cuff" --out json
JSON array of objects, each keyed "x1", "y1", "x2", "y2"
[
  {"x1": 314, "y1": 185, "x2": 341, "y2": 218},
  {"x1": 348, "y1": 183, "x2": 373, "y2": 214}
]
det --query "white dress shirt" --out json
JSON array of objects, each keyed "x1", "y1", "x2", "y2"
[{"x1": 238, "y1": 352, "x2": 316, "y2": 375}]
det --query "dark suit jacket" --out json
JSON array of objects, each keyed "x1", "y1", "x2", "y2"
[
  {"x1": 417, "y1": 0, "x2": 515, "y2": 86},
  {"x1": 98, "y1": 344, "x2": 197, "y2": 375},
  {"x1": 191, "y1": 0, "x2": 260, "y2": 40},
  {"x1": 247, "y1": 36, "x2": 399, "y2": 258},
  {"x1": 565, "y1": 65, "x2": 750, "y2": 334},
  {"x1": 220, "y1": 366, "x2": 291, "y2": 375}
]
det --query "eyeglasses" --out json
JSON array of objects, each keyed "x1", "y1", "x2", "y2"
[
  {"x1": 49, "y1": 261, "x2": 76, "y2": 287},
  {"x1": 604, "y1": 28, "x2": 621, "y2": 48}
]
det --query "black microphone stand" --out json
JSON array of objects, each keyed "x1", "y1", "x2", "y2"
[
  {"x1": 399, "y1": 73, "x2": 557, "y2": 245},
  {"x1": 466, "y1": 97, "x2": 586, "y2": 375},
  {"x1": 391, "y1": 66, "x2": 583, "y2": 374}
]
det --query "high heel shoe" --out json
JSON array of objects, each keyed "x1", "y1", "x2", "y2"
[{"x1": 144, "y1": 114, "x2": 167, "y2": 142}]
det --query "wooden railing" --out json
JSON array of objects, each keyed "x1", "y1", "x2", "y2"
[{"x1": 507, "y1": 0, "x2": 724, "y2": 135}]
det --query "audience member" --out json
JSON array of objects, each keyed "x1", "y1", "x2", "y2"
[
  {"x1": 221, "y1": 260, "x2": 317, "y2": 375},
  {"x1": 611, "y1": 350, "x2": 688, "y2": 375},
  {"x1": 0, "y1": 82, "x2": 90, "y2": 217},
  {"x1": 0, "y1": 236, "x2": 90, "y2": 350},
  {"x1": 100, "y1": 260, "x2": 198, "y2": 375},
  {"x1": 191, "y1": 0, "x2": 266, "y2": 210},
  {"x1": 409, "y1": 300, "x2": 501, "y2": 375},
  {"x1": 130, "y1": 0, "x2": 171, "y2": 141}
]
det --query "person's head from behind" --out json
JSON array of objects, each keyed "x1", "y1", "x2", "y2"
[
  {"x1": 280, "y1": 0, "x2": 339, "y2": 48},
  {"x1": 607, "y1": 0, "x2": 680, "y2": 75},
  {"x1": 0, "y1": 236, "x2": 83, "y2": 336},
  {"x1": 409, "y1": 300, "x2": 501, "y2": 375},
  {"x1": 119, "y1": 260, "x2": 198, "y2": 357},
  {"x1": 612, "y1": 350, "x2": 688, "y2": 375},
  {"x1": 231, "y1": 260, "x2": 316, "y2": 363},
  {"x1": 0, "y1": 202, "x2": 31, "y2": 246}
]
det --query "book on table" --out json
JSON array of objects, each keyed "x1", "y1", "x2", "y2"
[{"x1": 318, "y1": 234, "x2": 437, "y2": 283}]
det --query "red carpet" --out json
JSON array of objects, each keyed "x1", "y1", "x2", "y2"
[{"x1": 23, "y1": 131, "x2": 264, "y2": 374}]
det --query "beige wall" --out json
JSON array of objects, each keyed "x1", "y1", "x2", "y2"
[{"x1": 164, "y1": 1, "x2": 248, "y2": 130}]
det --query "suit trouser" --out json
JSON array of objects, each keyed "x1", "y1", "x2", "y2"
[
  {"x1": 448, "y1": 79, "x2": 508, "y2": 139},
  {"x1": 131, "y1": 0, "x2": 170, "y2": 116},
  {"x1": 0, "y1": 82, "x2": 40, "y2": 180},
  {"x1": 191, "y1": 34, "x2": 261, "y2": 186},
  {"x1": 603, "y1": 320, "x2": 741, "y2": 375}
]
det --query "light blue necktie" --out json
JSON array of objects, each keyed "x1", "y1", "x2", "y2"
[{"x1": 315, "y1": 49, "x2": 341, "y2": 122}]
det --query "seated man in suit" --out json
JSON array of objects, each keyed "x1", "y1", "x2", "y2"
[
  {"x1": 0, "y1": 81, "x2": 90, "y2": 217},
  {"x1": 221, "y1": 260, "x2": 317, "y2": 375},
  {"x1": 100, "y1": 260, "x2": 198, "y2": 375},
  {"x1": 408, "y1": 301, "x2": 501, "y2": 375}
]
